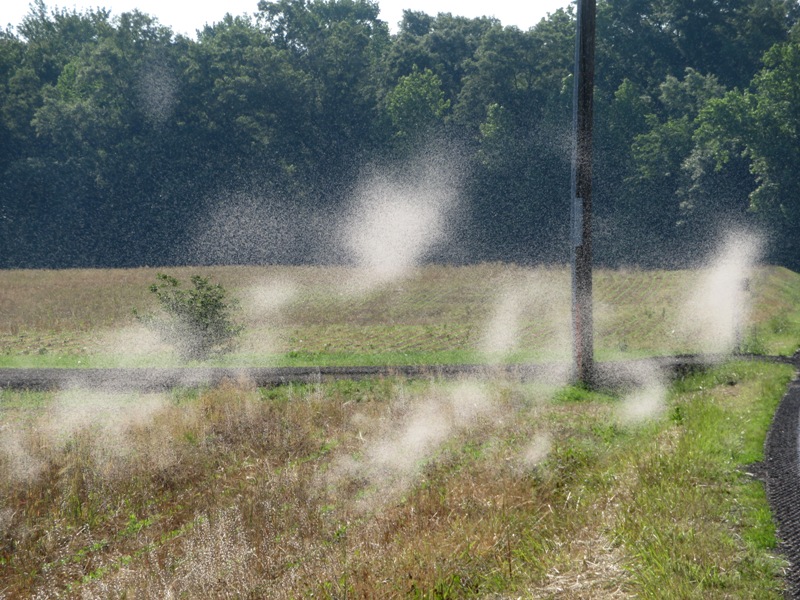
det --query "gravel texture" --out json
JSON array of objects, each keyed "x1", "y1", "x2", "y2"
[{"x1": 763, "y1": 351, "x2": 800, "y2": 598}]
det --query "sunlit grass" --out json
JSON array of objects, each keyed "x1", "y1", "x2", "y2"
[
  {"x1": 2, "y1": 264, "x2": 799, "y2": 368},
  {"x1": 1, "y1": 265, "x2": 796, "y2": 596},
  {"x1": 0, "y1": 361, "x2": 791, "y2": 597}
]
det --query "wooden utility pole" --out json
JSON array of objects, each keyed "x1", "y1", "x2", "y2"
[{"x1": 571, "y1": 0, "x2": 596, "y2": 385}]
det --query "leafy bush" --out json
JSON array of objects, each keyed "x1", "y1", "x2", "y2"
[{"x1": 137, "y1": 273, "x2": 244, "y2": 360}]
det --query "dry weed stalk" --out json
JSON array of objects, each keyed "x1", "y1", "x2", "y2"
[{"x1": 1, "y1": 365, "x2": 788, "y2": 598}]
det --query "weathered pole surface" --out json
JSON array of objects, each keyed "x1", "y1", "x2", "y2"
[{"x1": 571, "y1": 0, "x2": 596, "y2": 385}]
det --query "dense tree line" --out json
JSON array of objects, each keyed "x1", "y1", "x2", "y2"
[{"x1": 2, "y1": 0, "x2": 800, "y2": 269}]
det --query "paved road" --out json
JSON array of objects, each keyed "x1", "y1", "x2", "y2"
[{"x1": 0, "y1": 354, "x2": 777, "y2": 392}]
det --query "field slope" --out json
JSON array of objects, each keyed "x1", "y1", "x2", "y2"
[{"x1": 1, "y1": 264, "x2": 799, "y2": 367}]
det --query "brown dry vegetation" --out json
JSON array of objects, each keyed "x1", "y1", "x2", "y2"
[
  {"x1": 1, "y1": 264, "x2": 798, "y2": 597},
  {"x1": 0, "y1": 361, "x2": 792, "y2": 598},
  {"x1": 1, "y1": 264, "x2": 799, "y2": 365}
]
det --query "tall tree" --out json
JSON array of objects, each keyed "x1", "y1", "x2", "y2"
[
  {"x1": 596, "y1": 0, "x2": 797, "y2": 91},
  {"x1": 257, "y1": 0, "x2": 390, "y2": 181},
  {"x1": 384, "y1": 11, "x2": 497, "y2": 113},
  {"x1": 384, "y1": 65, "x2": 449, "y2": 144},
  {"x1": 180, "y1": 14, "x2": 314, "y2": 185},
  {"x1": 453, "y1": 10, "x2": 575, "y2": 263},
  {"x1": 614, "y1": 69, "x2": 727, "y2": 264},
  {"x1": 694, "y1": 39, "x2": 800, "y2": 267},
  {"x1": 27, "y1": 9, "x2": 184, "y2": 265}
]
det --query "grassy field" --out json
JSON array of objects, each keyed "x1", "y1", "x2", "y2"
[
  {"x1": 1, "y1": 264, "x2": 799, "y2": 367},
  {"x1": 1, "y1": 264, "x2": 799, "y2": 597},
  {"x1": 0, "y1": 362, "x2": 793, "y2": 597}
]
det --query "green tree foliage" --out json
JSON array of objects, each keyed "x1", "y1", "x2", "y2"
[
  {"x1": 258, "y1": 0, "x2": 390, "y2": 173},
  {"x1": 630, "y1": 71, "x2": 725, "y2": 219},
  {"x1": 596, "y1": 0, "x2": 797, "y2": 90},
  {"x1": 693, "y1": 39, "x2": 800, "y2": 264},
  {"x1": 139, "y1": 273, "x2": 244, "y2": 360},
  {"x1": 2, "y1": 0, "x2": 800, "y2": 270},
  {"x1": 453, "y1": 14, "x2": 575, "y2": 129},
  {"x1": 457, "y1": 11, "x2": 575, "y2": 262},
  {"x1": 385, "y1": 65, "x2": 449, "y2": 141},
  {"x1": 181, "y1": 14, "x2": 313, "y2": 183},
  {"x1": 385, "y1": 10, "x2": 497, "y2": 109}
]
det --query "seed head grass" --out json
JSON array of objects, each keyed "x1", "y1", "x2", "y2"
[{"x1": 0, "y1": 362, "x2": 791, "y2": 597}]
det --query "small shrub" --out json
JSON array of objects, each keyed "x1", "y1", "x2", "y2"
[{"x1": 137, "y1": 274, "x2": 244, "y2": 361}]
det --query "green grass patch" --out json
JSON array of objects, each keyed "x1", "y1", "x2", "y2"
[
  {"x1": 552, "y1": 384, "x2": 617, "y2": 404},
  {"x1": 612, "y1": 361, "x2": 792, "y2": 597}
]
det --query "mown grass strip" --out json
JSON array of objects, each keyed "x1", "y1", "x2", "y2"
[{"x1": 3, "y1": 266, "x2": 799, "y2": 368}]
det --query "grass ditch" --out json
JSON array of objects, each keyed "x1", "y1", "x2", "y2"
[{"x1": 0, "y1": 361, "x2": 792, "y2": 597}]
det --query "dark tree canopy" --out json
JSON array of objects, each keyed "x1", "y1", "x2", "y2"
[{"x1": 1, "y1": 0, "x2": 800, "y2": 270}]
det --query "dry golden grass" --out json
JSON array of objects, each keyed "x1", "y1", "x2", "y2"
[
  {"x1": 0, "y1": 361, "x2": 790, "y2": 598},
  {"x1": 2, "y1": 264, "x2": 799, "y2": 365},
  {"x1": 1, "y1": 263, "x2": 797, "y2": 597}
]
